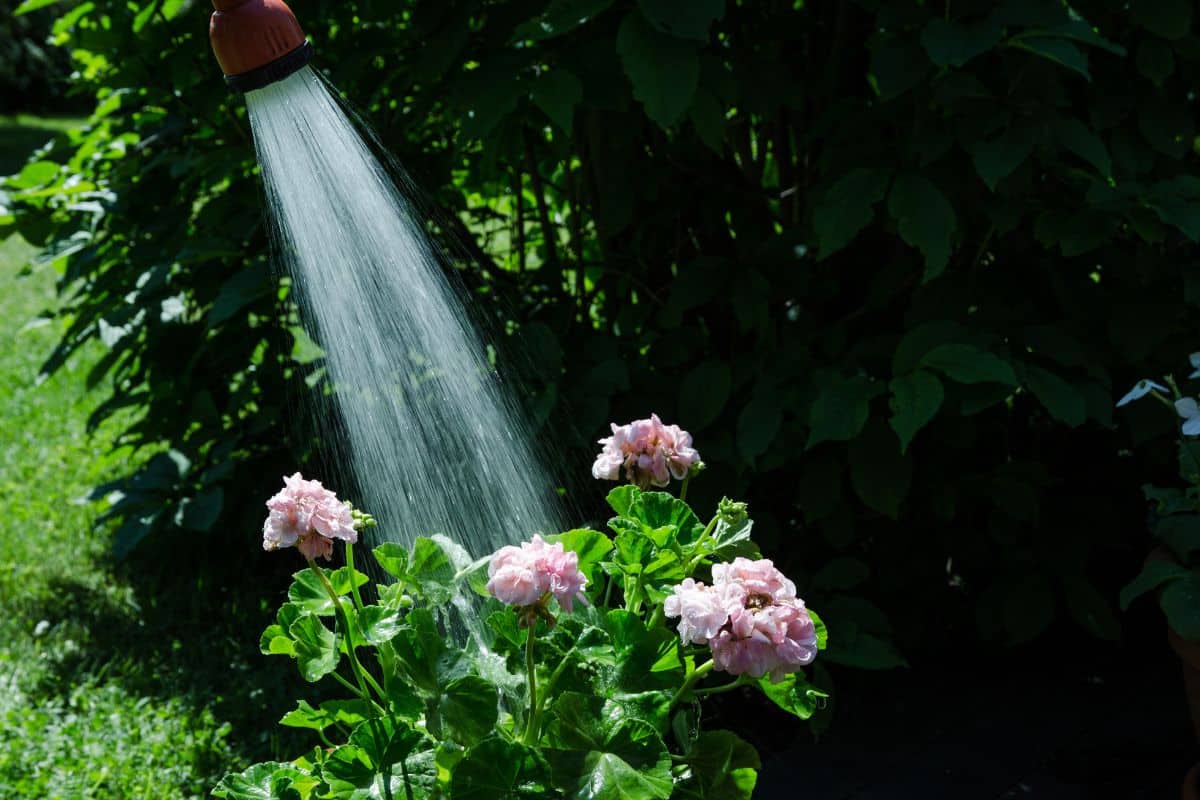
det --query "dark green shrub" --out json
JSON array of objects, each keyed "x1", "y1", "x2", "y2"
[
  {"x1": 2, "y1": 0, "x2": 82, "y2": 112},
  {"x1": 6, "y1": 0, "x2": 1200, "y2": 666}
]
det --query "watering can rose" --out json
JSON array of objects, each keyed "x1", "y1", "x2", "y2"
[
  {"x1": 592, "y1": 413, "x2": 701, "y2": 488},
  {"x1": 261, "y1": 472, "x2": 359, "y2": 560},
  {"x1": 665, "y1": 557, "x2": 818, "y2": 683}
]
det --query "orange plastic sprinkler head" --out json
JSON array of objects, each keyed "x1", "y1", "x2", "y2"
[{"x1": 209, "y1": 0, "x2": 314, "y2": 92}]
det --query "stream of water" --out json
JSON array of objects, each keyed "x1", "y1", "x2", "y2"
[{"x1": 244, "y1": 67, "x2": 564, "y2": 566}]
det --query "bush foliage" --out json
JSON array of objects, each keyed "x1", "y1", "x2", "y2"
[{"x1": 5, "y1": 0, "x2": 1200, "y2": 665}]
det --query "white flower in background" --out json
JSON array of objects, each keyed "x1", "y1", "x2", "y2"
[
  {"x1": 1176, "y1": 398, "x2": 1200, "y2": 436},
  {"x1": 1189, "y1": 353, "x2": 1200, "y2": 379},
  {"x1": 1116, "y1": 379, "x2": 1168, "y2": 407}
]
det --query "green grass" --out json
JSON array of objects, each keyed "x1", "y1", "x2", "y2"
[
  {"x1": 0, "y1": 114, "x2": 83, "y2": 176},
  {"x1": 0, "y1": 118, "x2": 268, "y2": 798}
]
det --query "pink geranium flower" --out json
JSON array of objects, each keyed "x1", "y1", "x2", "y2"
[
  {"x1": 592, "y1": 413, "x2": 701, "y2": 488},
  {"x1": 262, "y1": 472, "x2": 358, "y2": 560},
  {"x1": 486, "y1": 535, "x2": 589, "y2": 612},
  {"x1": 663, "y1": 557, "x2": 817, "y2": 683}
]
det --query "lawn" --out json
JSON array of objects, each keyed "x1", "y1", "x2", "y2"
[{"x1": 0, "y1": 119, "x2": 283, "y2": 799}]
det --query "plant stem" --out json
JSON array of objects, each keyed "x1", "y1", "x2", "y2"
[
  {"x1": 684, "y1": 516, "x2": 721, "y2": 573},
  {"x1": 331, "y1": 671, "x2": 362, "y2": 697},
  {"x1": 536, "y1": 643, "x2": 577, "y2": 722},
  {"x1": 625, "y1": 572, "x2": 644, "y2": 614},
  {"x1": 670, "y1": 659, "x2": 716, "y2": 708},
  {"x1": 693, "y1": 675, "x2": 749, "y2": 697},
  {"x1": 647, "y1": 604, "x2": 665, "y2": 630},
  {"x1": 679, "y1": 475, "x2": 691, "y2": 503},
  {"x1": 308, "y1": 559, "x2": 383, "y2": 711},
  {"x1": 522, "y1": 627, "x2": 540, "y2": 744},
  {"x1": 345, "y1": 541, "x2": 367, "y2": 614}
]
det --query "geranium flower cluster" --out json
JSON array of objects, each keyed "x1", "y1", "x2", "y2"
[
  {"x1": 262, "y1": 472, "x2": 359, "y2": 560},
  {"x1": 664, "y1": 557, "x2": 817, "y2": 683},
  {"x1": 486, "y1": 535, "x2": 589, "y2": 612},
  {"x1": 592, "y1": 413, "x2": 701, "y2": 488}
]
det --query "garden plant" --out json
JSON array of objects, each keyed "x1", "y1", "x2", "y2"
[{"x1": 215, "y1": 416, "x2": 826, "y2": 799}]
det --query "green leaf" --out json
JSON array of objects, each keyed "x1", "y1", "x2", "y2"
[
  {"x1": 1136, "y1": 39, "x2": 1176, "y2": 85},
  {"x1": 921, "y1": 17, "x2": 1002, "y2": 67},
  {"x1": 868, "y1": 38, "x2": 930, "y2": 99},
  {"x1": 391, "y1": 609, "x2": 465, "y2": 694},
  {"x1": 212, "y1": 762, "x2": 309, "y2": 800},
  {"x1": 688, "y1": 90, "x2": 725, "y2": 153},
  {"x1": 439, "y1": 675, "x2": 499, "y2": 746},
  {"x1": 456, "y1": 68, "x2": 525, "y2": 140},
  {"x1": 736, "y1": 393, "x2": 783, "y2": 462},
  {"x1": 617, "y1": 10, "x2": 700, "y2": 127},
  {"x1": 546, "y1": 529, "x2": 614, "y2": 584},
  {"x1": 807, "y1": 376, "x2": 876, "y2": 449},
  {"x1": 289, "y1": 613, "x2": 340, "y2": 682},
  {"x1": 531, "y1": 70, "x2": 583, "y2": 133},
  {"x1": 208, "y1": 264, "x2": 270, "y2": 328},
  {"x1": 1063, "y1": 575, "x2": 1120, "y2": 641},
  {"x1": 848, "y1": 422, "x2": 911, "y2": 519},
  {"x1": 920, "y1": 344, "x2": 1017, "y2": 386},
  {"x1": 133, "y1": 1, "x2": 159, "y2": 33},
  {"x1": 1009, "y1": 36, "x2": 1091, "y2": 80},
  {"x1": 970, "y1": 128, "x2": 1034, "y2": 191},
  {"x1": 409, "y1": 537, "x2": 457, "y2": 604},
  {"x1": 1054, "y1": 118, "x2": 1111, "y2": 177},
  {"x1": 811, "y1": 557, "x2": 870, "y2": 591},
  {"x1": 175, "y1": 487, "x2": 223, "y2": 532},
  {"x1": 260, "y1": 602, "x2": 302, "y2": 656},
  {"x1": 288, "y1": 570, "x2": 338, "y2": 616},
  {"x1": 810, "y1": 609, "x2": 829, "y2": 650},
  {"x1": 888, "y1": 369, "x2": 944, "y2": 453},
  {"x1": 637, "y1": 0, "x2": 725, "y2": 41},
  {"x1": 14, "y1": 0, "x2": 65, "y2": 15},
  {"x1": 514, "y1": 0, "x2": 617, "y2": 40},
  {"x1": 1139, "y1": 98, "x2": 1194, "y2": 159},
  {"x1": 287, "y1": 566, "x2": 366, "y2": 615},
  {"x1": 607, "y1": 485, "x2": 641, "y2": 517},
  {"x1": 678, "y1": 730, "x2": 760, "y2": 800},
  {"x1": 452, "y1": 738, "x2": 549, "y2": 800},
  {"x1": 1132, "y1": 0, "x2": 1193, "y2": 40},
  {"x1": 678, "y1": 360, "x2": 731, "y2": 429},
  {"x1": 1162, "y1": 574, "x2": 1200, "y2": 640},
  {"x1": 349, "y1": 716, "x2": 427, "y2": 768},
  {"x1": 545, "y1": 694, "x2": 674, "y2": 800},
  {"x1": 823, "y1": 630, "x2": 907, "y2": 670},
  {"x1": 279, "y1": 699, "x2": 370, "y2": 732},
  {"x1": 1022, "y1": 365, "x2": 1086, "y2": 427},
  {"x1": 355, "y1": 605, "x2": 404, "y2": 646},
  {"x1": 887, "y1": 173, "x2": 957, "y2": 282},
  {"x1": 8, "y1": 161, "x2": 59, "y2": 188},
  {"x1": 1157, "y1": 515, "x2": 1200, "y2": 559},
  {"x1": 756, "y1": 672, "x2": 829, "y2": 720},
  {"x1": 1002, "y1": 576, "x2": 1055, "y2": 643},
  {"x1": 374, "y1": 542, "x2": 409, "y2": 581},
  {"x1": 813, "y1": 168, "x2": 891, "y2": 258}
]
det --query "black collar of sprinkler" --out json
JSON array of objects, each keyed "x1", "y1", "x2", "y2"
[{"x1": 226, "y1": 40, "x2": 314, "y2": 93}]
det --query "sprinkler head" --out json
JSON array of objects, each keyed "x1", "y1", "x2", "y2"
[{"x1": 209, "y1": 0, "x2": 314, "y2": 92}]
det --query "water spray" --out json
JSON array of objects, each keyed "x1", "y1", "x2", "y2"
[{"x1": 209, "y1": 0, "x2": 314, "y2": 92}]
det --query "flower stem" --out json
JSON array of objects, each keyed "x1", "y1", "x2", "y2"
[
  {"x1": 308, "y1": 559, "x2": 383, "y2": 711},
  {"x1": 684, "y1": 516, "x2": 721, "y2": 573},
  {"x1": 670, "y1": 659, "x2": 716, "y2": 708},
  {"x1": 522, "y1": 627, "x2": 539, "y2": 744},
  {"x1": 345, "y1": 540, "x2": 367, "y2": 615},
  {"x1": 536, "y1": 643, "x2": 577, "y2": 722},
  {"x1": 679, "y1": 475, "x2": 691, "y2": 503},
  {"x1": 647, "y1": 604, "x2": 665, "y2": 630},
  {"x1": 693, "y1": 675, "x2": 750, "y2": 697}
]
